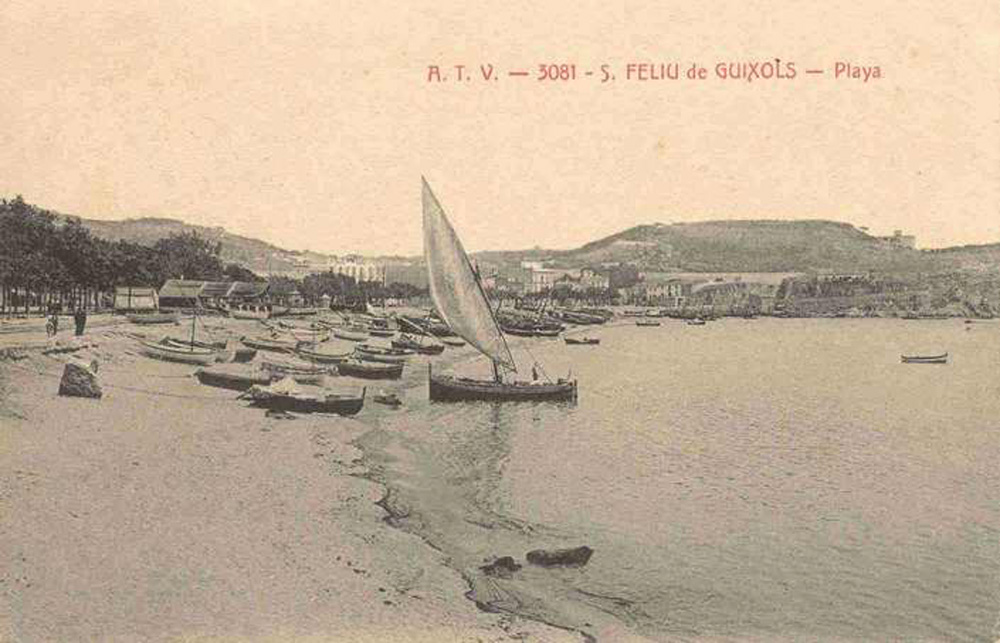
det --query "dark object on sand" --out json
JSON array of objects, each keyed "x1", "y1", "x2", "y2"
[
  {"x1": 901, "y1": 352, "x2": 948, "y2": 364},
  {"x1": 264, "y1": 409, "x2": 297, "y2": 420},
  {"x1": 526, "y1": 546, "x2": 593, "y2": 568},
  {"x1": 373, "y1": 391, "x2": 402, "y2": 407},
  {"x1": 480, "y1": 556, "x2": 522, "y2": 577},
  {"x1": 58, "y1": 358, "x2": 103, "y2": 399}
]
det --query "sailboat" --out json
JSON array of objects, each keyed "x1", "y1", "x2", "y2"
[
  {"x1": 422, "y1": 178, "x2": 577, "y2": 402},
  {"x1": 138, "y1": 306, "x2": 222, "y2": 365}
]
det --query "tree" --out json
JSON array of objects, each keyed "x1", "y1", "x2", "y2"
[
  {"x1": 153, "y1": 232, "x2": 224, "y2": 281},
  {"x1": 223, "y1": 263, "x2": 263, "y2": 282}
]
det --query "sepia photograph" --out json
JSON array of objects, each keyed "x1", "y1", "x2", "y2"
[{"x1": 1, "y1": 1, "x2": 999, "y2": 641}]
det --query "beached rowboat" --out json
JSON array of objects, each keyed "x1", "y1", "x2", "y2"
[
  {"x1": 195, "y1": 364, "x2": 271, "y2": 391},
  {"x1": 901, "y1": 352, "x2": 948, "y2": 364},
  {"x1": 336, "y1": 358, "x2": 404, "y2": 380},
  {"x1": 240, "y1": 381, "x2": 366, "y2": 416},
  {"x1": 138, "y1": 339, "x2": 219, "y2": 365}
]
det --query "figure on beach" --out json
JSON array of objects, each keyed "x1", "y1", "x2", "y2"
[
  {"x1": 46, "y1": 311, "x2": 59, "y2": 337},
  {"x1": 74, "y1": 306, "x2": 87, "y2": 336}
]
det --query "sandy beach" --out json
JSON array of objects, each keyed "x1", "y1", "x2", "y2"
[{"x1": 0, "y1": 317, "x2": 580, "y2": 643}]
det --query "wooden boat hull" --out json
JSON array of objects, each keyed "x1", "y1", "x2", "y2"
[
  {"x1": 242, "y1": 387, "x2": 365, "y2": 416},
  {"x1": 636, "y1": 321, "x2": 661, "y2": 327},
  {"x1": 334, "y1": 329, "x2": 369, "y2": 342},
  {"x1": 429, "y1": 370, "x2": 577, "y2": 402},
  {"x1": 392, "y1": 338, "x2": 445, "y2": 354},
  {"x1": 295, "y1": 346, "x2": 353, "y2": 364},
  {"x1": 441, "y1": 337, "x2": 465, "y2": 347},
  {"x1": 241, "y1": 337, "x2": 299, "y2": 353},
  {"x1": 195, "y1": 366, "x2": 270, "y2": 391},
  {"x1": 369, "y1": 329, "x2": 396, "y2": 338},
  {"x1": 337, "y1": 360, "x2": 404, "y2": 380},
  {"x1": 138, "y1": 340, "x2": 219, "y2": 365},
  {"x1": 230, "y1": 310, "x2": 270, "y2": 320},
  {"x1": 128, "y1": 313, "x2": 179, "y2": 325},
  {"x1": 355, "y1": 344, "x2": 414, "y2": 364},
  {"x1": 564, "y1": 337, "x2": 599, "y2": 345},
  {"x1": 901, "y1": 353, "x2": 948, "y2": 364}
]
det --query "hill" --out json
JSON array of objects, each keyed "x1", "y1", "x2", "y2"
[
  {"x1": 477, "y1": 220, "x2": 1000, "y2": 275},
  {"x1": 74, "y1": 216, "x2": 326, "y2": 275},
  {"x1": 63, "y1": 213, "x2": 1000, "y2": 277}
]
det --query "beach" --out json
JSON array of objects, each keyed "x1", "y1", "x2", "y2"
[{"x1": 0, "y1": 317, "x2": 580, "y2": 643}]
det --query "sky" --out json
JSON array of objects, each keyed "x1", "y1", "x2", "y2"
[{"x1": 1, "y1": 0, "x2": 998, "y2": 256}]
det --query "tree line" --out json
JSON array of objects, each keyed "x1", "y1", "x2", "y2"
[{"x1": 0, "y1": 196, "x2": 426, "y2": 314}]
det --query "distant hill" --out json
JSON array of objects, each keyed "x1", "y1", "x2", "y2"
[
  {"x1": 477, "y1": 220, "x2": 999, "y2": 275},
  {"x1": 59, "y1": 212, "x2": 999, "y2": 277},
  {"x1": 73, "y1": 216, "x2": 329, "y2": 275}
]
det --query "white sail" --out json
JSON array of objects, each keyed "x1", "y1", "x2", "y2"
[{"x1": 422, "y1": 178, "x2": 516, "y2": 371}]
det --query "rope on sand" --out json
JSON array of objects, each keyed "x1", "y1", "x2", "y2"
[{"x1": 2, "y1": 360, "x2": 234, "y2": 401}]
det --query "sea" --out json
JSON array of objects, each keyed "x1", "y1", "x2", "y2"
[{"x1": 360, "y1": 318, "x2": 1000, "y2": 642}]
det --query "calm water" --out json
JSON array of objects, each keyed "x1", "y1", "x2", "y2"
[{"x1": 367, "y1": 319, "x2": 1000, "y2": 641}]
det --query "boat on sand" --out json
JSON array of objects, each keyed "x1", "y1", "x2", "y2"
[
  {"x1": 239, "y1": 378, "x2": 365, "y2": 416},
  {"x1": 901, "y1": 352, "x2": 948, "y2": 364},
  {"x1": 421, "y1": 178, "x2": 576, "y2": 403}
]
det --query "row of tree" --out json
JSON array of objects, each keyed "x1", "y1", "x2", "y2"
[{"x1": 0, "y1": 196, "x2": 427, "y2": 314}]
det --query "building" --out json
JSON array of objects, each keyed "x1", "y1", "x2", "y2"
[
  {"x1": 877, "y1": 230, "x2": 916, "y2": 249},
  {"x1": 157, "y1": 279, "x2": 269, "y2": 309},
  {"x1": 113, "y1": 286, "x2": 158, "y2": 311},
  {"x1": 330, "y1": 258, "x2": 386, "y2": 285}
]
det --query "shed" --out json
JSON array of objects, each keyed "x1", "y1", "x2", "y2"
[
  {"x1": 114, "y1": 286, "x2": 159, "y2": 311},
  {"x1": 159, "y1": 280, "x2": 205, "y2": 309}
]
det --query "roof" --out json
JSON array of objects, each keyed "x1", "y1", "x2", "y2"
[
  {"x1": 159, "y1": 280, "x2": 206, "y2": 299},
  {"x1": 114, "y1": 286, "x2": 157, "y2": 296},
  {"x1": 199, "y1": 281, "x2": 234, "y2": 298},
  {"x1": 228, "y1": 281, "x2": 268, "y2": 298},
  {"x1": 268, "y1": 280, "x2": 300, "y2": 296}
]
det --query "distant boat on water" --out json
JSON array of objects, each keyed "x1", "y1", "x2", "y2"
[{"x1": 901, "y1": 352, "x2": 948, "y2": 364}]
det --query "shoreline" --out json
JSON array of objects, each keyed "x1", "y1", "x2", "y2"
[{"x1": 0, "y1": 321, "x2": 582, "y2": 642}]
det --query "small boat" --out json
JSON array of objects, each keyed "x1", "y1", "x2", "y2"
[
  {"x1": 526, "y1": 546, "x2": 593, "y2": 568},
  {"x1": 240, "y1": 379, "x2": 366, "y2": 416},
  {"x1": 392, "y1": 334, "x2": 445, "y2": 355},
  {"x1": 195, "y1": 364, "x2": 271, "y2": 391},
  {"x1": 421, "y1": 179, "x2": 577, "y2": 403},
  {"x1": 373, "y1": 390, "x2": 403, "y2": 407},
  {"x1": 295, "y1": 343, "x2": 354, "y2": 364},
  {"x1": 333, "y1": 328, "x2": 369, "y2": 342},
  {"x1": 636, "y1": 319, "x2": 661, "y2": 327},
  {"x1": 336, "y1": 358, "x2": 404, "y2": 380},
  {"x1": 127, "y1": 312, "x2": 179, "y2": 325},
  {"x1": 138, "y1": 338, "x2": 219, "y2": 365},
  {"x1": 259, "y1": 356, "x2": 329, "y2": 385},
  {"x1": 163, "y1": 337, "x2": 227, "y2": 350},
  {"x1": 564, "y1": 337, "x2": 600, "y2": 346},
  {"x1": 441, "y1": 336, "x2": 466, "y2": 347},
  {"x1": 241, "y1": 336, "x2": 300, "y2": 353},
  {"x1": 355, "y1": 343, "x2": 414, "y2": 364},
  {"x1": 901, "y1": 352, "x2": 948, "y2": 364},
  {"x1": 687, "y1": 318, "x2": 707, "y2": 326}
]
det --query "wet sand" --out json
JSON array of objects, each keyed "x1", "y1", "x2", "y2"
[{"x1": 0, "y1": 318, "x2": 579, "y2": 642}]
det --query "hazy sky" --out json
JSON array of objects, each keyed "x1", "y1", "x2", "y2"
[{"x1": 2, "y1": 0, "x2": 998, "y2": 255}]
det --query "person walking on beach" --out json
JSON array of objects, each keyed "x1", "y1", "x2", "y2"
[
  {"x1": 74, "y1": 306, "x2": 87, "y2": 336},
  {"x1": 46, "y1": 311, "x2": 59, "y2": 337}
]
